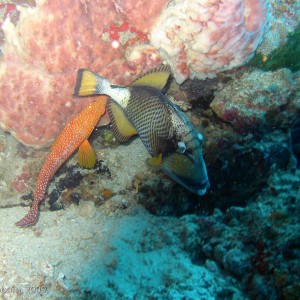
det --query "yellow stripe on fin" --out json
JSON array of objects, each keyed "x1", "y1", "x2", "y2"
[
  {"x1": 78, "y1": 139, "x2": 96, "y2": 168},
  {"x1": 146, "y1": 153, "x2": 163, "y2": 171},
  {"x1": 130, "y1": 65, "x2": 171, "y2": 91},
  {"x1": 74, "y1": 69, "x2": 98, "y2": 97},
  {"x1": 108, "y1": 101, "x2": 137, "y2": 142}
]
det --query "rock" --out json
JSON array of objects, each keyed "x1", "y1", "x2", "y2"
[
  {"x1": 210, "y1": 69, "x2": 297, "y2": 133},
  {"x1": 223, "y1": 248, "x2": 250, "y2": 276}
]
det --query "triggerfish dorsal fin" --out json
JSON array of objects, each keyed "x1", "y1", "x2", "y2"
[
  {"x1": 108, "y1": 101, "x2": 138, "y2": 142},
  {"x1": 78, "y1": 139, "x2": 96, "y2": 168},
  {"x1": 74, "y1": 69, "x2": 98, "y2": 97},
  {"x1": 130, "y1": 65, "x2": 171, "y2": 91}
]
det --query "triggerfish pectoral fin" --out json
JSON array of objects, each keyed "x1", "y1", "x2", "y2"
[{"x1": 78, "y1": 139, "x2": 96, "y2": 168}]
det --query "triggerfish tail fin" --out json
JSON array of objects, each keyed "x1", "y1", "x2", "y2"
[
  {"x1": 107, "y1": 101, "x2": 137, "y2": 142},
  {"x1": 15, "y1": 202, "x2": 39, "y2": 227},
  {"x1": 74, "y1": 69, "x2": 97, "y2": 96},
  {"x1": 130, "y1": 65, "x2": 171, "y2": 91},
  {"x1": 74, "y1": 69, "x2": 110, "y2": 97},
  {"x1": 78, "y1": 139, "x2": 96, "y2": 168}
]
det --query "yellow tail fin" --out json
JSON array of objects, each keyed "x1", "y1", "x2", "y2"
[{"x1": 74, "y1": 69, "x2": 98, "y2": 96}]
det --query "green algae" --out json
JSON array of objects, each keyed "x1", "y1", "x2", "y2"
[
  {"x1": 102, "y1": 129, "x2": 116, "y2": 144},
  {"x1": 247, "y1": 24, "x2": 300, "y2": 72}
]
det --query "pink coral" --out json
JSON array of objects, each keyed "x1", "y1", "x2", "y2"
[
  {"x1": 150, "y1": 0, "x2": 270, "y2": 83},
  {"x1": 0, "y1": 0, "x2": 166, "y2": 148}
]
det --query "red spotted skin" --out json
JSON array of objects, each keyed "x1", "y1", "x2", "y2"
[{"x1": 15, "y1": 96, "x2": 107, "y2": 227}]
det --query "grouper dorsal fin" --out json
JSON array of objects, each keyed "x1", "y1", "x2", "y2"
[
  {"x1": 108, "y1": 101, "x2": 137, "y2": 142},
  {"x1": 130, "y1": 65, "x2": 171, "y2": 91}
]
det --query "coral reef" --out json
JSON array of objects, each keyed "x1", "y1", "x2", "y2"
[
  {"x1": 136, "y1": 127, "x2": 293, "y2": 215},
  {"x1": 150, "y1": 0, "x2": 269, "y2": 83},
  {"x1": 0, "y1": 0, "x2": 166, "y2": 148},
  {"x1": 291, "y1": 117, "x2": 300, "y2": 167},
  {"x1": 0, "y1": 1, "x2": 299, "y2": 298},
  {"x1": 254, "y1": 0, "x2": 299, "y2": 57},
  {"x1": 1, "y1": 158, "x2": 299, "y2": 299},
  {"x1": 248, "y1": 24, "x2": 300, "y2": 72},
  {"x1": 0, "y1": 67, "x2": 299, "y2": 300},
  {"x1": 190, "y1": 168, "x2": 300, "y2": 300},
  {"x1": 210, "y1": 68, "x2": 298, "y2": 132}
]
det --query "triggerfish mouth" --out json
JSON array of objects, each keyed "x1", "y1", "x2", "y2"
[
  {"x1": 15, "y1": 96, "x2": 107, "y2": 227},
  {"x1": 74, "y1": 65, "x2": 210, "y2": 196}
]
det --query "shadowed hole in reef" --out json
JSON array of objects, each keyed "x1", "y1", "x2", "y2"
[
  {"x1": 136, "y1": 130, "x2": 292, "y2": 216},
  {"x1": 291, "y1": 116, "x2": 300, "y2": 167},
  {"x1": 136, "y1": 70, "x2": 291, "y2": 216}
]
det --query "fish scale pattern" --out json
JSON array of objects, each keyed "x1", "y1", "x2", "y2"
[{"x1": 126, "y1": 87, "x2": 173, "y2": 157}]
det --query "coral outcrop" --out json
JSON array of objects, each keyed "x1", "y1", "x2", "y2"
[
  {"x1": 210, "y1": 69, "x2": 298, "y2": 132},
  {"x1": 150, "y1": 0, "x2": 270, "y2": 83},
  {"x1": 0, "y1": 0, "x2": 166, "y2": 148}
]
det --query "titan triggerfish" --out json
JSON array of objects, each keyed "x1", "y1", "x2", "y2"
[{"x1": 74, "y1": 65, "x2": 209, "y2": 195}]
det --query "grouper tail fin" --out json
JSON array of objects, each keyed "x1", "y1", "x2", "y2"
[{"x1": 74, "y1": 68, "x2": 110, "y2": 97}]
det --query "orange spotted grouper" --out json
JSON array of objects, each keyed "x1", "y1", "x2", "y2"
[{"x1": 15, "y1": 96, "x2": 107, "y2": 227}]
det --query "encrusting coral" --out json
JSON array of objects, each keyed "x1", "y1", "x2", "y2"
[
  {"x1": 247, "y1": 24, "x2": 300, "y2": 72},
  {"x1": 150, "y1": 0, "x2": 270, "y2": 83},
  {"x1": 0, "y1": 0, "x2": 272, "y2": 148},
  {"x1": 0, "y1": 0, "x2": 166, "y2": 148}
]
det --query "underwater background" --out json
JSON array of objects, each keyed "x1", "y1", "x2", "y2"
[{"x1": 0, "y1": 0, "x2": 299, "y2": 299}]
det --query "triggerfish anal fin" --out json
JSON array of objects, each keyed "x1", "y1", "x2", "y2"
[
  {"x1": 130, "y1": 65, "x2": 171, "y2": 91},
  {"x1": 108, "y1": 101, "x2": 138, "y2": 142},
  {"x1": 74, "y1": 69, "x2": 98, "y2": 96},
  {"x1": 78, "y1": 139, "x2": 96, "y2": 168}
]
